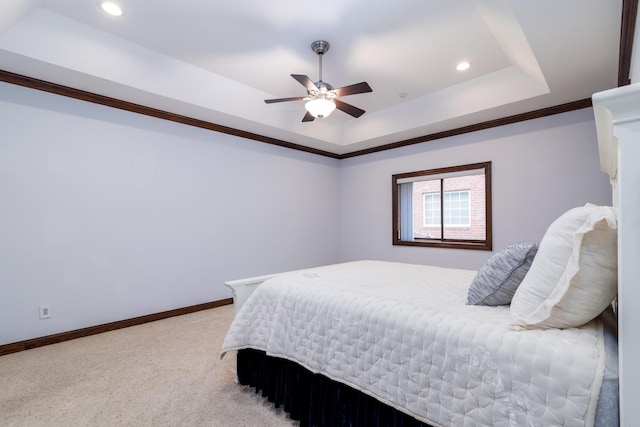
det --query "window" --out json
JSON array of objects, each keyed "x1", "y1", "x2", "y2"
[
  {"x1": 423, "y1": 193, "x2": 441, "y2": 226},
  {"x1": 424, "y1": 191, "x2": 471, "y2": 227},
  {"x1": 392, "y1": 162, "x2": 492, "y2": 250}
]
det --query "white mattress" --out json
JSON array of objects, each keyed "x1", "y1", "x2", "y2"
[{"x1": 221, "y1": 260, "x2": 607, "y2": 427}]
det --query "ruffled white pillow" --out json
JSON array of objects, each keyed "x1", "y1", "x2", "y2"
[{"x1": 510, "y1": 204, "x2": 617, "y2": 329}]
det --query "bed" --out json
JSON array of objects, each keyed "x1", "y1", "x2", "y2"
[
  {"x1": 222, "y1": 258, "x2": 618, "y2": 426},
  {"x1": 221, "y1": 82, "x2": 640, "y2": 426}
]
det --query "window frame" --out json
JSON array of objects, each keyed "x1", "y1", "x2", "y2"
[{"x1": 392, "y1": 161, "x2": 492, "y2": 250}]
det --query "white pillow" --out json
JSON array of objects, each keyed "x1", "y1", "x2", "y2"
[{"x1": 510, "y1": 204, "x2": 617, "y2": 329}]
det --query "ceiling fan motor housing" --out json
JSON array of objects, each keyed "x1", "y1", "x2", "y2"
[{"x1": 313, "y1": 81, "x2": 334, "y2": 96}]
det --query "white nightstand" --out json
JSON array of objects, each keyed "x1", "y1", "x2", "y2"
[
  {"x1": 225, "y1": 267, "x2": 314, "y2": 316},
  {"x1": 224, "y1": 273, "x2": 278, "y2": 316}
]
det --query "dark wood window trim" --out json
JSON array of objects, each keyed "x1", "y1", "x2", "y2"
[{"x1": 392, "y1": 162, "x2": 492, "y2": 251}]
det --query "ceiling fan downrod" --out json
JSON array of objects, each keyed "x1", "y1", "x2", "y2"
[{"x1": 311, "y1": 40, "x2": 330, "y2": 83}]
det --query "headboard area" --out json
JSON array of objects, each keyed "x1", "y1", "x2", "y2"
[{"x1": 592, "y1": 82, "x2": 640, "y2": 427}]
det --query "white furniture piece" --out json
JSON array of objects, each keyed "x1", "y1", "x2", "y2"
[
  {"x1": 592, "y1": 82, "x2": 640, "y2": 427},
  {"x1": 225, "y1": 266, "x2": 313, "y2": 315},
  {"x1": 225, "y1": 274, "x2": 278, "y2": 316}
]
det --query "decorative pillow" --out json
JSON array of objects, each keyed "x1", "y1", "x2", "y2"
[
  {"x1": 466, "y1": 243, "x2": 539, "y2": 306},
  {"x1": 510, "y1": 204, "x2": 617, "y2": 329}
]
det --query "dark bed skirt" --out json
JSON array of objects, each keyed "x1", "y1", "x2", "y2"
[{"x1": 237, "y1": 348, "x2": 433, "y2": 427}]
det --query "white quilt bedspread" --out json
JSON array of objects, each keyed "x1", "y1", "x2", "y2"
[{"x1": 221, "y1": 261, "x2": 605, "y2": 427}]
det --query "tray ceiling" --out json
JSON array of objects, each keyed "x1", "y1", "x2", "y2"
[{"x1": 0, "y1": 0, "x2": 623, "y2": 155}]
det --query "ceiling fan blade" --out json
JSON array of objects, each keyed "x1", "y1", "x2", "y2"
[
  {"x1": 302, "y1": 111, "x2": 315, "y2": 122},
  {"x1": 335, "y1": 99, "x2": 365, "y2": 118},
  {"x1": 264, "y1": 96, "x2": 306, "y2": 104},
  {"x1": 291, "y1": 74, "x2": 319, "y2": 93},
  {"x1": 332, "y1": 82, "x2": 372, "y2": 97}
]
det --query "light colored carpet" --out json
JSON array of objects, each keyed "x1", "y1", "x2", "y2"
[{"x1": 0, "y1": 304, "x2": 298, "y2": 426}]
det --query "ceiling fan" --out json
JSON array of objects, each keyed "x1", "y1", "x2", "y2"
[{"x1": 265, "y1": 40, "x2": 373, "y2": 122}]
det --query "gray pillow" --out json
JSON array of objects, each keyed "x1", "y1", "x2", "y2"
[{"x1": 466, "y1": 242, "x2": 539, "y2": 306}]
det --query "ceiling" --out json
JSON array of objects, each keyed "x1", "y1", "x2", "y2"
[{"x1": 0, "y1": 0, "x2": 624, "y2": 156}]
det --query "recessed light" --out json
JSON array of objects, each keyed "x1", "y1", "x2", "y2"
[
  {"x1": 456, "y1": 61, "x2": 471, "y2": 71},
  {"x1": 101, "y1": 1, "x2": 123, "y2": 16}
]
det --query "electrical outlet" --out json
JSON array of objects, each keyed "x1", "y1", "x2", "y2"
[{"x1": 39, "y1": 305, "x2": 51, "y2": 319}]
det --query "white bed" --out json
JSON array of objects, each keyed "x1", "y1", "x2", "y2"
[
  {"x1": 221, "y1": 82, "x2": 639, "y2": 426},
  {"x1": 222, "y1": 260, "x2": 617, "y2": 426}
]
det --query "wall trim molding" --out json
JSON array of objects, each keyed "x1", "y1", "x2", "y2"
[
  {"x1": 0, "y1": 69, "x2": 593, "y2": 160},
  {"x1": 0, "y1": 298, "x2": 233, "y2": 357},
  {"x1": 0, "y1": 70, "x2": 341, "y2": 159},
  {"x1": 340, "y1": 99, "x2": 592, "y2": 158}
]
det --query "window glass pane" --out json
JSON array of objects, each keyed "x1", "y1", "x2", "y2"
[
  {"x1": 442, "y1": 179, "x2": 484, "y2": 240},
  {"x1": 414, "y1": 181, "x2": 441, "y2": 238},
  {"x1": 393, "y1": 162, "x2": 491, "y2": 250},
  {"x1": 423, "y1": 192, "x2": 440, "y2": 226}
]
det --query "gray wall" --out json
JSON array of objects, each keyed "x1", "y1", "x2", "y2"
[
  {"x1": 338, "y1": 108, "x2": 612, "y2": 269},
  {"x1": 0, "y1": 82, "x2": 341, "y2": 345},
  {"x1": 0, "y1": 83, "x2": 613, "y2": 346}
]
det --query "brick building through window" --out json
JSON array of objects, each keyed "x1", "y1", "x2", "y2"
[{"x1": 411, "y1": 175, "x2": 486, "y2": 240}]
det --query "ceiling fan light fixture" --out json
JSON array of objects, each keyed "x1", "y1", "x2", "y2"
[{"x1": 305, "y1": 97, "x2": 336, "y2": 119}]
